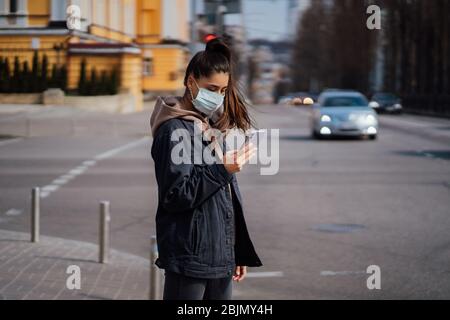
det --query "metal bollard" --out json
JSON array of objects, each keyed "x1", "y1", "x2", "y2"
[
  {"x1": 26, "y1": 118, "x2": 32, "y2": 137},
  {"x1": 31, "y1": 187, "x2": 40, "y2": 243},
  {"x1": 99, "y1": 201, "x2": 110, "y2": 264},
  {"x1": 149, "y1": 235, "x2": 162, "y2": 300}
]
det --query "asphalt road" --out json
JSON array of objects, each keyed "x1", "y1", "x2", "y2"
[{"x1": 1, "y1": 103, "x2": 449, "y2": 299}]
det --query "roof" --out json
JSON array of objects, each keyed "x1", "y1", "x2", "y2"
[{"x1": 67, "y1": 43, "x2": 141, "y2": 55}]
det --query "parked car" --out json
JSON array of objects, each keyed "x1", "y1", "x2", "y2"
[
  {"x1": 278, "y1": 92, "x2": 316, "y2": 106},
  {"x1": 311, "y1": 90, "x2": 378, "y2": 140},
  {"x1": 278, "y1": 94, "x2": 295, "y2": 105},
  {"x1": 370, "y1": 92, "x2": 403, "y2": 114}
]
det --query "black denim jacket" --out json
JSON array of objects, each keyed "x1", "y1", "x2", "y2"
[{"x1": 151, "y1": 118, "x2": 262, "y2": 279}]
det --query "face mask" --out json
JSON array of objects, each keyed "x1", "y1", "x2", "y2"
[{"x1": 190, "y1": 78, "x2": 225, "y2": 117}]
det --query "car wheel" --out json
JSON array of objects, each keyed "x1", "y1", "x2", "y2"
[
  {"x1": 312, "y1": 131, "x2": 321, "y2": 140},
  {"x1": 369, "y1": 135, "x2": 377, "y2": 140}
]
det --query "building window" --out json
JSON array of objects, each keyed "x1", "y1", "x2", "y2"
[
  {"x1": 9, "y1": 0, "x2": 18, "y2": 13},
  {"x1": 169, "y1": 71, "x2": 178, "y2": 81},
  {"x1": 51, "y1": 0, "x2": 68, "y2": 21},
  {"x1": 143, "y1": 58, "x2": 153, "y2": 77}
]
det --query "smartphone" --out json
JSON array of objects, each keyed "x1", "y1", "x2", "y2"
[{"x1": 244, "y1": 129, "x2": 264, "y2": 146}]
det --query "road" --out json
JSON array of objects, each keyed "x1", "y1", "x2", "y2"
[{"x1": 1, "y1": 103, "x2": 449, "y2": 299}]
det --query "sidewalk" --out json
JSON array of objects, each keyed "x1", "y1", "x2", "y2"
[
  {"x1": 0, "y1": 100, "x2": 156, "y2": 116},
  {"x1": 378, "y1": 113, "x2": 450, "y2": 144},
  {"x1": 0, "y1": 229, "x2": 153, "y2": 300}
]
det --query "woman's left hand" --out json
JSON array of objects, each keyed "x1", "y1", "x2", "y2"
[{"x1": 233, "y1": 266, "x2": 247, "y2": 282}]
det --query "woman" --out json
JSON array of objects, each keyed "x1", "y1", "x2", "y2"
[{"x1": 150, "y1": 37, "x2": 262, "y2": 300}]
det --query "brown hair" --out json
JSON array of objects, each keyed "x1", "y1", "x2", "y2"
[{"x1": 183, "y1": 37, "x2": 255, "y2": 132}]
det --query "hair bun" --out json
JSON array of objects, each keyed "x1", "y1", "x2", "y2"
[{"x1": 205, "y1": 37, "x2": 231, "y2": 62}]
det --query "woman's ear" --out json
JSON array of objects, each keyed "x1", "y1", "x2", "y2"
[
  {"x1": 187, "y1": 78, "x2": 195, "y2": 99},
  {"x1": 186, "y1": 76, "x2": 191, "y2": 89},
  {"x1": 187, "y1": 76, "x2": 197, "y2": 99}
]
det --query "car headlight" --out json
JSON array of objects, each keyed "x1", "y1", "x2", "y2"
[
  {"x1": 394, "y1": 103, "x2": 402, "y2": 109},
  {"x1": 366, "y1": 114, "x2": 376, "y2": 123},
  {"x1": 320, "y1": 127, "x2": 331, "y2": 135},
  {"x1": 369, "y1": 101, "x2": 380, "y2": 108},
  {"x1": 321, "y1": 115, "x2": 332, "y2": 122},
  {"x1": 367, "y1": 126, "x2": 377, "y2": 134}
]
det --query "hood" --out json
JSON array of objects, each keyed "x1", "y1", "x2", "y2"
[
  {"x1": 319, "y1": 106, "x2": 374, "y2": 116},
  {"x1": 150, "y1": 96, "x2": 210, "y2": 137}
]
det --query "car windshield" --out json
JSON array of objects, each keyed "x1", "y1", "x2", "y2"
[
  {"x1": 322, "y1": 96, "x2": 368, "y2": 107},
  {"x1": 374, "y1": 93, "x2": 397, "y2": 101}
]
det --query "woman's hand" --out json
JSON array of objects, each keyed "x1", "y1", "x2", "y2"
[
  {"x1": 233, "y1": 265, "x2": 247, "y2": 282},
  {"x1": 223, "y1": 143, "x2": 257, "y2": 174}
]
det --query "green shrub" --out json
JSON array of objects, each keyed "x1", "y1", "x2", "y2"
[
  {"x1": 78, "y1": 58, "x2": 87, "y2": 95},
  {"x1": 40, "y1": 54, "x2": 48, "y2": 92},
  {"x1": 31, "y1": 51, "x2": 39, "y2": 93},
  {"x1": 76, "y1": 59, "x2": 120, "y2": 96},
  {"x1": 22, "y1": 60, "x2": 30, "y2": 93},
  {"x1": 0, "y1": 54, "x2": 66, "y2": 93}
]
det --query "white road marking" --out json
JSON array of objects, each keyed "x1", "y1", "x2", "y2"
[
  {"x1": 0, "y1": 138, "x2": 23, "y2": 147},
  {"x1": 41, "y1": 185, "x2": 60, "y2": 192},
  {"x1": 4, "y1": 208, "x2": 23, "y2": 216},
  {"x1": 246, "y1": 271, "x2": 284, "y2": 278},
  {"x1": 68, "y1": 167, "x2": 86, "y2": 175},
  {"x1": 82, "y1": 160, "x2": 97, "y2": 166},
  {"x1": 36, "y1": 137, "x2": 150, "y2": 199},
  {"x1": 60, "y1": 174, "x2": 75, "y2": 180},
  {"x1": 320, "y1": 270, "x2": 366, "y2": 276},
  {"x1": 52, "y1": 178, "x2": 69, "y2": 185},
  {"x1": 40, "y1": 191, "x2": 50, "y2": 198},
  {"x1": 95, "y1": 137, "x2": 149, "y2": 160}
]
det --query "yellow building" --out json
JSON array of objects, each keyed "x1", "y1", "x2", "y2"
[
  {"x1": 0, "y1": 0, "x2": 191, "y2": 111},
  {"x1": 136, "y1": 0, "x2": 191, "y2": 95}
]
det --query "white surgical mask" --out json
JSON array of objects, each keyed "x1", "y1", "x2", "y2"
[{"x1": 190, "y1": 79, "x2": 225, "y2": 117}]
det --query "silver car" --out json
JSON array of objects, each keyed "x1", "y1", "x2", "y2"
[{"x1": 311, "y1": 91, "x2": 378, "y2": 140}]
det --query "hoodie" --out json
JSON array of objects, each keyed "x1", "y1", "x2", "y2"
[{"x1": 150, "y1": 96, "x2": 211, "y2": 137}]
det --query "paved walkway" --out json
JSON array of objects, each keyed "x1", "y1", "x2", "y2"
[{"x1": 0, "y1": 229, "x2": 156, "y2": 300}]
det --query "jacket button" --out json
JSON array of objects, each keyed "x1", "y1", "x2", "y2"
[{"x1": 227, "y1": 211, "x2": 232, "y2": 218}]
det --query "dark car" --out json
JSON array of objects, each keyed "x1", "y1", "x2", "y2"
[{"x1": 370, "y1": 93, "x2": 403, "y2": 114}]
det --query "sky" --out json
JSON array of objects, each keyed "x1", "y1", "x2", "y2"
[
  {"x1": 189, "y1": 0, "x2": 292, "y2": 41},
  {"x1": 227, "y1": 0, "x2": 290, "y2": 41}
]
